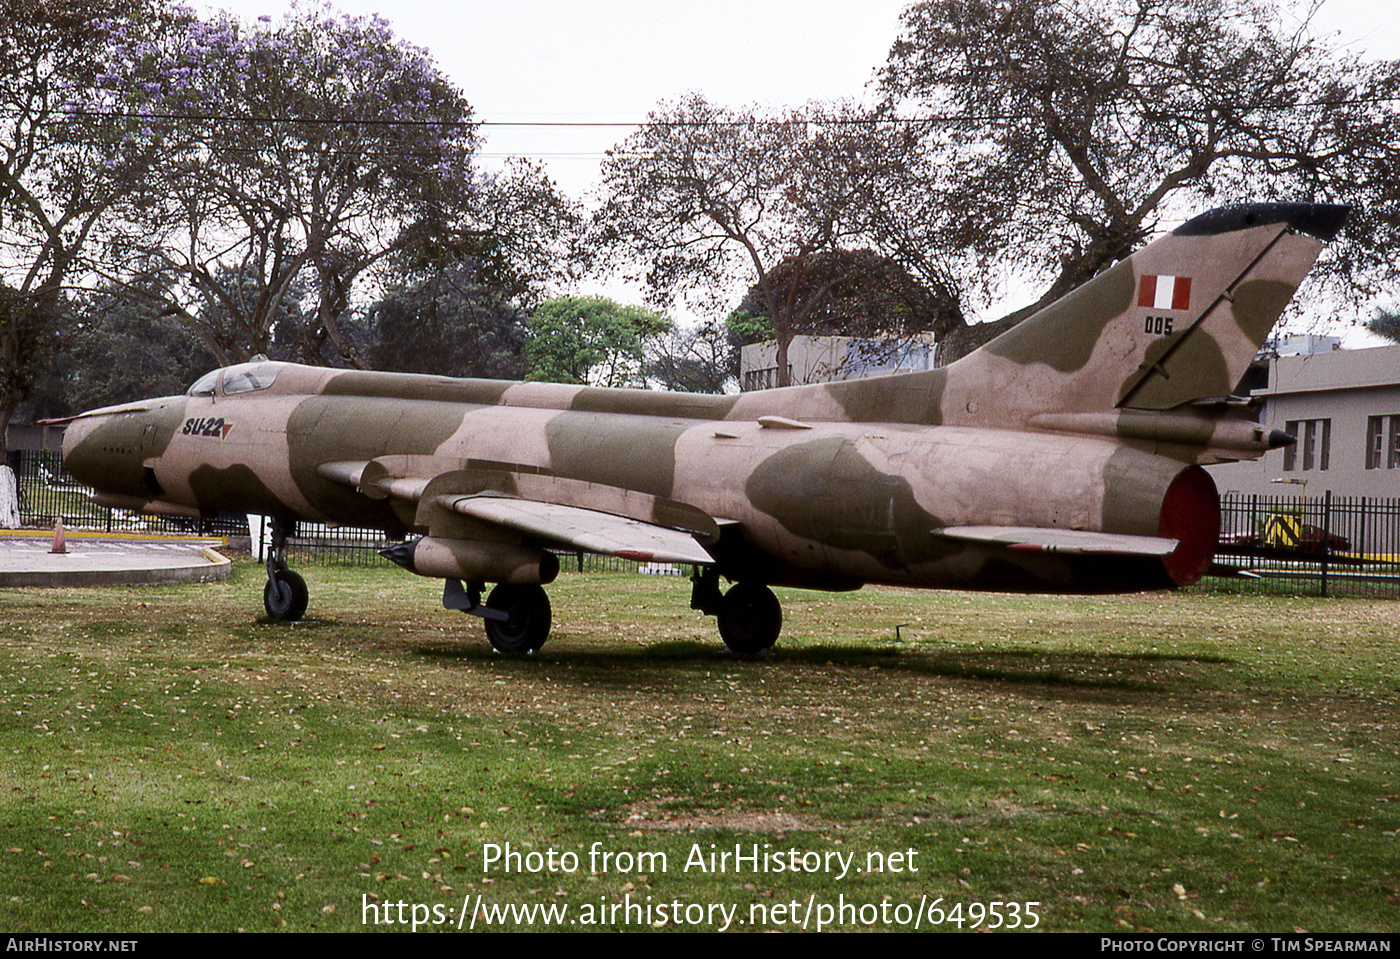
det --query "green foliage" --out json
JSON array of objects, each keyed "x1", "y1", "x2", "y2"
[
  {"x1": 21, "y1": 291, "x2": 215, "y2": 419},
  {"x1": 525, "y1": 296, "x2": 671, "y2": 387},
  {"x1": 1366, "y1": 310, "x2": 1400, "y2": 344},
  {"x1": 724, "y1": 309, "x2": 774, "y2": 346},
  {"x1": 369, "y1": 259, "x2": 529, "y2": 380},
  {"x1": 0, "y1": 285, "x2": 58, "y2": 433}
]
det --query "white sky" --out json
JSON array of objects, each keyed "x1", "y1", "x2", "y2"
[
  {"x1": 207, "y1": 0, "x2": 916, "y2": 198},
  {"x1": 207, "y1": 0, "x2": 1400, "y2": 335}
]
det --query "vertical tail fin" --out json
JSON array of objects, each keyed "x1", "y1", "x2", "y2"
[{"x1": 943, "y1": 203, "x2": 1349, "y2": 425}]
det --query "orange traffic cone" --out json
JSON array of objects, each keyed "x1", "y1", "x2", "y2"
[{"x1": 50, "y1": 518, "x2": 67, "y2": 554}]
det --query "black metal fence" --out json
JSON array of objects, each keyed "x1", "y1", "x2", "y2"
[
  {"x1": 8, "y1": 450, "x2": 242, "y2": 536},
  {"x1": 9, "y1": 450, "x2": 1399, "y2": 593},
  {"x1": 260, "y1": 521, "x2": 402, "y2": 568},
  {"x1": 1203, "y1": 492, "x2": 1400, "y2": 598},
  {"x1": 9, "y1": 450, "x2": 679, "y2": 574}
]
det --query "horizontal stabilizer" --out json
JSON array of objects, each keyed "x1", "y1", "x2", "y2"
[
  {"x1": 446, "y1": 496, "x2": 716, "y2": 566},
  {"x1": 936, "y1": 526, "x2": 1179, "y2": 558}
]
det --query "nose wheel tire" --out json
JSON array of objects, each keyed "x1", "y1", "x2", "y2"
[
  {"x1": 264, "y1": 569, "x2": 309, "y2": 621},
  {"x1": 483, "y1": 583, "x2": 552, "y2": 653},
  {"x1": 717, "y1": 582, "x2": 781, "y2": 655}
]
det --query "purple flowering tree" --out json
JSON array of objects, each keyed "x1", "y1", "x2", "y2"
[
  {"x1": 0, "y1": 0, "x2": 179, "y2": 446},
  {"x1": 105, "y1": 5, "x2": 572, "y2": 368}
]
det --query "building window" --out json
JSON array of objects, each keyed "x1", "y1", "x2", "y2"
[
  {"x1": 740, "y1": 365, "x2": 792, "y2": 392},
  {"x1": 742, "y1": 367, "x2": 774, "y2": 392},
  {"x1": 1366, "y1": 415, "x2": 1400, "y2": 469},
  {"x1": 1284, "y1": 418, "x2": 1330, "y2": 471}
]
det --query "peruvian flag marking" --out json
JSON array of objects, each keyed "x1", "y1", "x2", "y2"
[{"x1": 1138, "y1": 274, "x2": 1192, "y2": 311}]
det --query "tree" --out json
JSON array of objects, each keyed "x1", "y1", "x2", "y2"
[
  {"x1": 879, "y1": 0, "x2": 1400, "y2": 361},
  {"x1": 593, "y1": 94, "x2": 908, "y2": 386},
  {"x1": 21, "y1": 288, "x2": 216, "y2": 420},
  {"x1": 1, "y1": 284, "x2": 62, "y2": 433},
  {"x1": 736, "y1": 248, "x2": 959, "y2": 374},
  {"x1": 645, "y1": 319, "x2": 735, "y2": 394},
  {"x1": 1366, "y1": 310, "x2": 1400, "y2": 345},
  {"x1": 0, "y1": 0, "x2": 176, "y2": 445},
  {"x1": 724, "y1": 309, "x2": 773, "y2": 349},
  {"x1": 369, "y1": 258, "x2": 529, "y2": 380},
  {"x1": 105, "y1": 7, "x2": 574, "y2": 368},
  {"x1": 524, "y1": 297, "x2": 670, "y2": 388}
]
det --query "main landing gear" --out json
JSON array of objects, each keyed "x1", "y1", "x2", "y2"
[
  {"x1": 443, "y1": 578, "x2": 552, "y2": 654},
  {"x1": 691, "y1": 569, "x2": 783, "y2": 655},
  {"x1": 263, "y1": 517, "x2": 309, "y2": 621},
  {"x1": 435, "y1": 569, "x2": 781, "y2": 656}
]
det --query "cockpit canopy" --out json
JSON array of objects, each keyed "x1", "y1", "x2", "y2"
[{"x1": 187, "y1": 359, "x2": 287, "y2": 398}]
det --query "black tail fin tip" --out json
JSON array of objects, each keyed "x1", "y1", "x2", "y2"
[{"x1": 1174, "y1": 203, "x2": 1351, "y2": 241}]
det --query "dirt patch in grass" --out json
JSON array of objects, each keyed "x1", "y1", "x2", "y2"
[{"x1": 621, "y1": 800, "x2": 819, "y2": 833}]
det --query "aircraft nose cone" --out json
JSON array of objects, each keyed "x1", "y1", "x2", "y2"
[
  {"x1": 60, "y1": 415, "x2": 105, "y2": 487},
  {"x1": 61, "y1": 410, "x2": 151, "y2": 498}
]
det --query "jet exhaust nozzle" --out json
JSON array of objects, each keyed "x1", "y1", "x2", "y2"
[{"x1": 1157, "y1": 466, "x2": 1222, "y2": 586}]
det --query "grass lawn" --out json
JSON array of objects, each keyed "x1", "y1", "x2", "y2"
[{"x1": 1, "y1": 562, "x2": 1396, "y2": 932}]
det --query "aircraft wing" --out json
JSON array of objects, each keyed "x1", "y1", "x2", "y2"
[
  {"x1": 935, "y1": 526, "x2": 1179, "y2": 558},
  {"x1": 444, "y1": 496, "x2": 715, "y2": 565},
  {"x1": 317, "y1": 459, "x2": 717, "y2": 565}
]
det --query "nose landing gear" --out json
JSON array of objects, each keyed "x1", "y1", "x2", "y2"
[{"x1": 263, "y1": 517, "x2": 309, "y2": 621}]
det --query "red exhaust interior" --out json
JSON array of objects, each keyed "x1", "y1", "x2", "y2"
[{"x1": 1158, "y1": 466, "x2": 1221, "y2": 585}]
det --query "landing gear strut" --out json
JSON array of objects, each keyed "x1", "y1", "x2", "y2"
[
  {"x1": 692, "y1": 569, "x2": 782, "y2": 654},
  {"x1": 263, "y1": 516, "x2": 309, "y2": 621},
  {"x1": 443, "y1": 578, "x2": 552, "y2": 653}
]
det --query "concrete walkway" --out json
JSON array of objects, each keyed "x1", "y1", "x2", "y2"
[{"x1": 0, "y1": 530, "x2": 232, "y2": 588}]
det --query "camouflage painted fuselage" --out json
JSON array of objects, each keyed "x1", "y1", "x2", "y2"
[{"x1": 62, "y1": 203, "x2": 1347, "y2": 599}]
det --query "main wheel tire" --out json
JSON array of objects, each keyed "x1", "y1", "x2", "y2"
[
  {"x1": 717, "y1": 582, "x2": 781, "y2": 654},
  {"x1": 264, "y1": 569, "x2": 309, "y2": 621},
  {"x1": 483, "y1": 583, "x2": 552, "y2": 653}
]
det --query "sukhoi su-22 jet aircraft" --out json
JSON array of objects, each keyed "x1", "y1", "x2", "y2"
[{"x1": 61, "y1": 203, "x2": 1348, "y2": 654}]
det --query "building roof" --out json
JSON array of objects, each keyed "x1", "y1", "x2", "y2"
[{"x1": 1258, "y1": 344, "x2": 1400, "y2": 398}]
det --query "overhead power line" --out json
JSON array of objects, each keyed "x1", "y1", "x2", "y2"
[{"x1": 34, "y1": 93, "x2": 1400, "y2": 131}]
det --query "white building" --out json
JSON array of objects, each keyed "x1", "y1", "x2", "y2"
[
  {"x1": 1208, "y1": 343, "x2": 1400, "y2": 499},
  {"x1": 739, "y1": 335, "x2": 935, "y2": 391}
]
